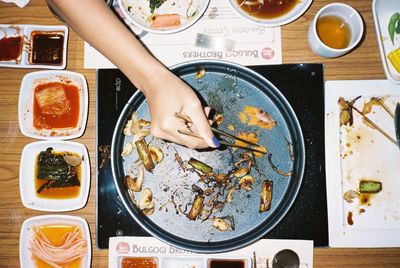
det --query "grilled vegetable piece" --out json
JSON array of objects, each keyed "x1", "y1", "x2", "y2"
[
  {"x1": 139, "y1": 188, "x2": 155, "y2": 215},
  {"x1": 359, "y1": 180, "x2": 382, "y2": 193},
  {"x1": 259, "y1": 180, "x2": 273, "y2": 212},
  {"x1": 388, "y1": 47, "x2": 400, "y2": 73},
  {"x1": 124, "y1": 166, "x2": 145, "y2": 192},
  {"x1": 212, "y1": 216, "x2": 235, "y2": 231},
  {"x1": 187, "y1": 195, "x2": 205, "y2": 220},
  {"x1": 135, "y1": 139, "x2": 155, "y2": 172},
  {"x1": 188, "y1": 158, "x2": 213, "y2": 173}
]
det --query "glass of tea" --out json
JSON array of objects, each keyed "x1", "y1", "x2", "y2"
[{"x1": 308, "y1": 3, "x2": 364, "y2": 58}]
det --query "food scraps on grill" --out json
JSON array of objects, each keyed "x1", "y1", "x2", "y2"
[
  {"x1": 29, "y1": 224, "x2": 87, "y2": 267},
  {"x1": 120, "y1": 112, "x2": 295, "y2": 231},
  {"x1": 239, "y1": 106, "x2": 277, "y2": 130},
  {"x1": 35, "y1": 147, "x2": 82, "y2": 199}
]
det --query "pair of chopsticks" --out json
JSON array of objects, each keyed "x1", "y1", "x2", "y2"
[
  {"x1": 345, "y1": 99, "x2": 397, "y2": 145},
  {"x1": 175, "y1": 112, "x2": 266, "y2": 154}
]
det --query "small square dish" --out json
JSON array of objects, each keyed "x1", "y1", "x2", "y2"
[
  {"x1": 20, "y1": 214, "x2": 91, "y2": 268},
  {"x1": 18, "y1": 70, "x2": 88, "y2": 140},
  {"x1": 325, "y1": 79, "x2": 400, "y2": 247},
  {"x1": 372, "y1": 0, "x2": 400, "y2": 83},
  {"x1": 19, "y1": 140, "x2": 90, "y2": 212},
  {"x1": 0, "y1": 24, "x2": 68, "y2": 69}
]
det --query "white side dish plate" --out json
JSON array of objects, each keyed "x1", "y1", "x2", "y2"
[
  {"x1": 228, "y1": 0, "x2": 313, "y2": 27},
  {"x1": 19, "y1": 140, "x2": 90, "y2": 212},
  {"x1": 325, "y1": 79, "x2": 400, "y2": 248},
  {"x1": 0, "y1": 24, "x2": 68, "y2": 69},
  {"x1": 20, "y1": 215, "x2": 91, "y2": 268},
  {"x1": 118, "y1": 0, "x2": 210, "y2": 34},
  {"x1": 372, "y1": 0, "x2": 400, "y2": 83},
  {"x1": 18, "y1": 70, "x2": 88, "y2": 140}
]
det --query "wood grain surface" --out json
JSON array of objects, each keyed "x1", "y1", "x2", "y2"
[{"x1": 0, "y1": 0, "x2": 399, "y2": 267}]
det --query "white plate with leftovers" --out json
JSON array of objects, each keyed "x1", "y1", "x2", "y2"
[
  {"x1": 229, "y1": 0, "x2": 313, "y2": 27},
  {"x1": 20, "y1": 214, "x2": 91, "y2": 268},
  {"x1": 19, "y1": 140, "x2": 90, "y2": 212},
  {"x1": 0, "y1": 24, "x2": 68, "y2": 69},
  {"x1": 118, "y1": 0, "x2": 210, "y2": 34},
  {"x1": 18, "y1": 70, "x2": 88, "y2": 140},
  {"x1": 373, "y1": 0, "x2": 400, "y2": 83},
  {"x1": 325, "y1": 79, "x2": 400, "y2": 247}
]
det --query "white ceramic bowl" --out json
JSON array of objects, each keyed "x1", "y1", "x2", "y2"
[
  {"x1": 20, "y1": 215, "x2": 91, "y2": 268},
  {"x1": 229, "y1": 0, "x2": 313, "y2": 27},
  {"x1": 308, "y1": 3, "x2": 364, "y2": 58},
  {"x1": 117, "y1": 0, "x2": 210, "y2": 34},
  {"x1": 19, "y1": 140, "x2": 90, "y2": 212},
  {"x1": 18, "y1": 70, "x2": 88, "y2": 140}
]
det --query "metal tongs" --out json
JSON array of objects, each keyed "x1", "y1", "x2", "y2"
[
  {"x1": 175, "y1": 112, "x2": 266, "y2": 154},
  {"x1": 346, "y1": 100, "x2": 400, "y2": 147}
]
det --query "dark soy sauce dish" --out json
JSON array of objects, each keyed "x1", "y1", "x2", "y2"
[
  {"x1": 208, "y1": 259, "x2": 247, "y2": 268},
  {"x1": 30, "y1": 31, "x2": 65, "y2": 65}
]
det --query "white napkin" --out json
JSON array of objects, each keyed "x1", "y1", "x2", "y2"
[{"x1": 2, "y1": 0, "x2": 30, "y2": 8}]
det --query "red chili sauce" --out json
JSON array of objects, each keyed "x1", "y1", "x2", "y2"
[
  {"x1": 33, "y1": 82, "x2": 80, "y2": 130},
  {"x1": 0, "y1": 36, "x2": 23, "y2": 61},
  {"x1": 121, "y1": 257, "x2": 157, "y2": 268},
  {"x1": 31, "y1": 31, "x2": 64, "y2": 65}
]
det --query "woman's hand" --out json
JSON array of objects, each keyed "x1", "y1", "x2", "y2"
[{"x1": 141, "y1": 67, "x2": 219, "y2": 149}]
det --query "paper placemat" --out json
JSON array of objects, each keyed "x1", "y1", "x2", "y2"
[
  {"x1": 84, "y1": 0, "x2": 282, "y2": 69},
  {"x1": 109, "y1": 236, "x2": 313, "y2": 268}
]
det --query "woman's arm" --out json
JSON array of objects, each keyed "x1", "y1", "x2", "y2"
[{"x1": 46, "y1": 0, "x2": 219, "y2": 148}]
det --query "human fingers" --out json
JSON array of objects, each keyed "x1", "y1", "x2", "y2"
[
  {"x1": 186, "y1": 106, "x2": 220, "y2": 148},
  {"x1": 150, "y1": 115, "x2": 209, "y2": 149}
]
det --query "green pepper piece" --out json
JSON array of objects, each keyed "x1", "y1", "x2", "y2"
[
  {"x1": 359, "y1": 180, "x2": 382, "y2": 193},
  {"x1": 188, "y1": 158, "x2": 213, "y2": 173},
  {"x1": 396, "y1": 17, "x2": 400, "y2": 34},
  {"x1": 389, "y1": 12, "x2": 399, "y2": 45}
]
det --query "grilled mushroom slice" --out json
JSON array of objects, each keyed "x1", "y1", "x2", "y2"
[{"x1": 259, "y1": 180, "x2": 273, "y2": 213}]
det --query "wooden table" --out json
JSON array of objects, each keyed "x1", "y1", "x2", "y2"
[{"x1": 0, "y1": 0, "x2": 399, "y2": 267}]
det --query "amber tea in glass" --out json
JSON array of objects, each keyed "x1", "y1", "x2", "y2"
[{"x1": 316, "y1": 15, "x2": 351, "y2": 49}]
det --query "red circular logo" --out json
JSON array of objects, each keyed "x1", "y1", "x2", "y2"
[
  {"x1": 116, "y1": 242, "x2": 130, "y2": 254},
  {"x1": 261, "y1": 47, "x2": 275, "y2": 60}
]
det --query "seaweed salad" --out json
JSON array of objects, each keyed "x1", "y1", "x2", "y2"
[{"x1": 35, "y1": 147, "x2": 82, "y2": 198}]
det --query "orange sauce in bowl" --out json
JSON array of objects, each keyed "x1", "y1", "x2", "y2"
[
  {"x1": 33, "y1": 81, "x2": 80, "y2": 130},
  {"x1": 33, "y1": 224, "x2": 82, "y2": 268},
  {"x1": 316, "y1": 15, "x2": 351, "y2": 49}
]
